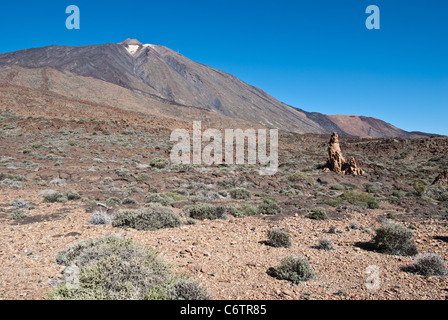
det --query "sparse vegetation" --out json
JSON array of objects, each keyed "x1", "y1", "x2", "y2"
[
  {"x1": 50, "y1": 235, "x2": 209, "y2": 300},
  {"x1": 233, "y1": 204, "x2": 258, "y2": 217},
  {"x1": 150, "y1": 158, "x2": 169, "y2": 169},
  {"x1": 318, "y1": 237, "x2": 334, "y2": 251},
  {"x1": 122, "y1": 197, "x2": 138, "y2": 205},
  {"x1": 7, "y1": 210, "x2": 28, "y2": 220},
  {"x1": 229, "y1": 188, "x2": 250, "y2": 200},
  {"x1": 266, "y1": 229, "x2": 291, "y2": 248},
  {"x1": 412, "y1": 253, "x2": 447, "y2": 277},
  {"x1": 413, "y1": 179, "x2": 427, "y2": 196},
  {"x1": 113, "y1": 204, "x2": 182, "y2": 231},
  {"x1": 339, "y1": 191, "x2": 379, "y2": 209},
  {"x1": 185, "y1": 203, "x2": 226, "y2": 220},
  {"x1": 2, "y1": 99, "x2": 448, "y2": 300},
  {"x1": 306, "y1": 207, "x2": 328, "y2": 220},
  {"x1": 42, "y1": 191, "x2": 67, "y2": 203},
  {"x1": 259, "y1": 198, "x2": 282, "y2": 215},
  {"x1": 106, "y1": 197, "x2": 121, "y2": 206},
  {"x1": 373, "y1": 223, "x2": 418, "y2": 256},
  {"x1": 268, "y1": 256, "x2": 314, "y2": 284},
  {"x1": 89, "y1": 210, "x2": 112, "y2": 225}
]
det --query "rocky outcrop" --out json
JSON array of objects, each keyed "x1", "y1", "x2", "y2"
[
  {"x1": 432, "y1": 170, "x2": 448, "y2": 186},
  {"x1": 325, "y1": 133, "x2": 364, "y2": 175}
]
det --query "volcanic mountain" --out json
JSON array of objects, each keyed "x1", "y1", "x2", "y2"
[{"x1": 0, "y1": 39, "x2": 431, "y2": 138}]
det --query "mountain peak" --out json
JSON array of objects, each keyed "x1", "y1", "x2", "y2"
[
  {"x1": 0, "y1": 40, "x2": 433, "y2": 138},
  {"x1": 119, "y1": 39, "x2": 157, "y2": 56},
  {"x1": 120, "y1": 39, "x2": 143, "y2": 46}
]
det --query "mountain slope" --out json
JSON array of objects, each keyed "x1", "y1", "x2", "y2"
[{"x1": 0, "y1": 39, "x2": 432, "y2": 138}]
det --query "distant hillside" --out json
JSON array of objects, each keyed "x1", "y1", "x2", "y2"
[{"x1": 0, "y1": 39, "x2": 434, "y2": 138}]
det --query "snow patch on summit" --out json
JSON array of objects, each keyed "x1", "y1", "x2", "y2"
[{"x1": 126, "y1": 45, "x2": 141, "y2": 55}]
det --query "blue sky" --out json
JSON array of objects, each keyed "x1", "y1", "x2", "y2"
[{"x1": 0, "y1": 0, "x2": 447, "y2": 134}]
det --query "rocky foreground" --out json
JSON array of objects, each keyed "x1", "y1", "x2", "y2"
[{"x1": 1, "y1": 107, "x2": 447, "y2": 300}]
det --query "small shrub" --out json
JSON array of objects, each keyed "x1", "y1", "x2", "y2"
[
  {"x1": 136, "y1": 174, "x2": 150, "y2": 182},
  {"x1": 186, "y1": 203, "x2": 225, "y2": 220},
  {"x1": 49, "y1": 178, "x2": 67, "y2": 187},
  {"x1": 106, "y1": 197, "x2": 121, "y2": 206},
  {"x1": 413, "y1": 179, "x2": 427, "y2": 196},
  {"x1": 373, "y1": 223, "x2": 418, "y2": 256},
  {"x1": 50, "y1": 235, "x2": 209, "y2": 300},
  {"x1": 150, "y1": 158, "x2": 169, "y2": 169},
  {"x1": 347, "y1": 221, "x2": 360, "y2": 230},
  {"x1": 65, "y1": 190, "x2": 81, "y2": 201},
  {"x1": 168, "y1": 278, "x2": 210, "y2": 300},
  {"x1": 266, "y1": 229, "x2": 291, "y2": 248},
  {"x1": 89, "y1": 210, "x2": 112, "y2": 225},
  {"x1": 339, "y1": 191, "x2": 379, "y2": 209},
  {"x1": 146, "y1": 193, "x2": 173, "y2": 206},
  {"x1": 11, "y1": 199, "x2": 31, "y2": 210},
  {"x1": 42, "y1": 191, "x2": 68, "y2": 203},
  {"x1": 7, "y1": 211, "x2": 28, "y2": 220},
  {"x1": 318, "y1": 237, "x2": 334, "y2": 251},
  {"x1": 330, "y1": 184, "x2": 345, "y2": 191},
  {"x1": 426, "y1": 185, "x2": 448, "y2": 202},
  {"x1": 268, "y1": 255, "x2": 314, "y2": 284},
  {"x1": 259, "y1": 198, "x2": 281, "y2": 215},
  {"x1": 386, "y1": 212, "x2": 397, "y2": 220},
  {"x1": 328, "y1": 226, "x2": 338, "y2": 234},
  {"x1": 231, "y1": 204, "x2": 258, "y2": 217},
  {"x1": 288, "y1": 172, "x2": 314, "y2": 185},
  {"x1": 229, "y1": 188, "x2": 250, "y2": 200},
  {"x1": 160, "y1": 192, "x2": 187, "y2": 202},
  {"x1": 364, "y1": 183, "x2": 381, "y2": 194},
  {"x1": 306, "y1": 207, "x2": 328, "y2": 220},
  {"x1": 171, "y1": 163, "x2": 193, "y2": 173},
  {"x1": 114, "y1": 167, "x2": 131, "y2": 178},
  {"x1": 0, "y1": 179, "x2": 22, "y2": 189},
  {"x1": 412, "y1": 253, "x2": 447, "y2": 277},
  {"x1": 113, "y1": 204, "x2": 182, "y2": 231},
  {"x1": 122, "y1": 197, "x2": 138, "y2": 205}
]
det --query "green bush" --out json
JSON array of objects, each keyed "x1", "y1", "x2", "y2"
[
  {"x1": 7, "y1": 211, "x2": 28, "y2": 220},
  {"x1": 65, "y1": 190, "x2": 81, "y2": 201},
  {"x1": 426, "y1": 185, "x2": 448, "y2": 202},
  {"x1": 229, "y1": 188, "x2": 250, "y2": 200},
  {"x1": 122, "y1": 197, "x2": 138, "y2": 205},
  {"x1": 373, "y1": 223, "x2": 418, "y2": 256},
  {"x1": 113, "y1": 204, "x2": 182, "y2": 231},
  {"x1": 231, "y1": 204, "x2": 259, "y2": 217},
  {"x1": 146, "y1": 193, "x2": 173, "y2": 206},
  {"x1": 161, "y1": 192, "x2": 188, "y2": 202},
  {"x1": 186, "y1": 203, "x2": 225, "y2": 220},
  {"x1": 259, "y1": 198, "x2": 281, "y2": 215},
  {"x1": 146, "y1": 192, "x2": 187, "y2": 206},
  {"x1": 413, "y1": 179, "x2": 427, "y2": 196},
  {"x1": 306, "y1": 207, "x2": 328, "y2": 220},
  {"x1": 150, "y1": 158, "x2": 169, "y2": 169},
  {"x1": 50, "y1": 235, "x2": 209, "y2": 300},
  {"x1": 339, "y1": 191, "x2": 379, "y2": 209},
  {"x1": 106, "y1": 197, "x2": 121, "y2": 206},
  {"x1": 288, "y1": 172, "x2": 314, "y2": 185},
  {"x1": 43, "y1": 191, "x2": 68, "y2": 203},
  {"x1": 268, "y1": 256, "x2": 314, "y2": 284},
  {"x1": 413, "y1": 253, "x2": 447, "y2": 277},
  {"x1": 266, "y1": 229, "x2": 291, "y2": 248}
]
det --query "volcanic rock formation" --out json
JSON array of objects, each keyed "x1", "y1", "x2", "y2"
[{"x1": 325, "y1": 133, "x2": 364, "y2": 175}]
